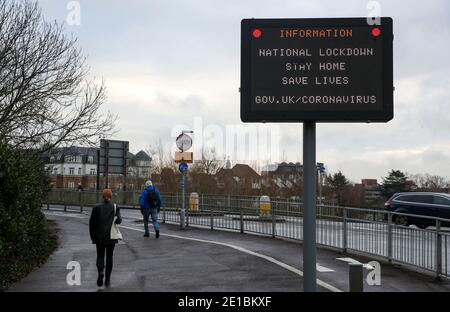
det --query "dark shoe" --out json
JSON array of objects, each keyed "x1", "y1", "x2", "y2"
[
  {"x1": 144, "y1": 233, "x2": 149, "y2": 237},
  {"x1": 156, "y1": 231, "x2": 160, "y2": 238},
  {"x1": 97, "y1": 274, "x2": 104, "y2": 287},
  {"x1": 105, "y1": 276, "x2": 111, "y2": 287}
]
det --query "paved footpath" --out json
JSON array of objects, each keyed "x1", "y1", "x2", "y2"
[{"x1": 8, "y1": 209, "x2": 450, "y2": 292}]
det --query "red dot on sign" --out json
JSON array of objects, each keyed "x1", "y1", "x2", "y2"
[
  {"x1": 371, "y1": 27, "x2": 381, "y2": 37},
  {"x1": 252, "y1": 29, "x2": 262, "y2": 38}
]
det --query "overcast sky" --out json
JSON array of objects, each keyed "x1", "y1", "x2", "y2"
[{"x1": 37, "y1": 0, "x2": 450, "y2": 182}]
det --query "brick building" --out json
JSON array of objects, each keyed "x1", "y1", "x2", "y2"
[
  {"x1": 355, "y1": 179, "x2": 382, "y2": 204},
  {"x1": 216, "y1": 164, "x2": 262, "y2": 195}
]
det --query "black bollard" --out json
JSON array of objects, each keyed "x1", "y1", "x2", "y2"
[{"x1": 349, "y1": 263, "x2": 364, "y2": 292}]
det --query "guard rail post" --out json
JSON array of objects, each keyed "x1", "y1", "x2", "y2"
[
  {"x1": 387, "y1": 212, "x2": 393, "y2": 263},
  {"x1": 240, "y1": 200, "x2": 244, "y2": 234},
  {"x1": 436, "y1": 219, "x2": 442, "y2": 279},
  {"x1": 64, "y1": 194, "x2": 67, "y2": 212},
  {"x1": 162, "y1": 204, "x2": 166, "y2": 224},
  {"x1": 80, "y1": 192, "x2": 83, "y2": 213},
  {"x1": 271, "y1": 202, "x2": 276, "y2": 238},
  {"x1": 210, "y1": 206, "x2": 214, "y2": 230},
  {"x1": 343, "y1": 207, "x2": 348, "y2": 252}
]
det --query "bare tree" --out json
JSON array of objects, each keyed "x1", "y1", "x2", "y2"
[
  {"x1": 195, "y1": 147, "x2": 224, "y2": 175},
  {"x1": 145, "y1": 139, "x2": 165, "y2": 174},
  {"x1": 0, "y1": 0, "x2": 116, "y2": 152},
  {"x1": 145, "y1": 138, "x2": 178, "y2": 174},
  {"x1": 410, "y1": 173, "x2": 450, "y2": 192}
]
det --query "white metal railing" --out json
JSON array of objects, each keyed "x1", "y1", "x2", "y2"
[{"x1": 43, "y1": 190, "x2": 450, "y2": 279}]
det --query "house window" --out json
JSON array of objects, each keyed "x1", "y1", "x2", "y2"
[
  {"x1": 53, "y1": 168, "x2": 58, "y2": 175},
  {"x1": 91, "y1": 183, "x2": 97, "y2": 190},
  {"x1": 68, "y1": 182, "x2": 75, "y2": 189},
  {"x1": 78, "y1": 168, "x2": 82, "y2": 175},
  {"x1": 128, "y1": 184, "x2": 134, "y2": 191},
  {"x1": 90, "y1": 168, "x2": 96, "y2": 175},
  {"x1": 88, "y1": 156, "x2": 94, "y2": 163},
  {"x1": 69, "y1": 168, "x2": 74, "y2": 175}
]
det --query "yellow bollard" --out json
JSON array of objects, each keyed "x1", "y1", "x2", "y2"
[
  {"x1": 189, "y1": 192, "x2": 199, "y2": 212},
  {"x1": 260, "y1": 195, "x2": 271, "y2": 217}
]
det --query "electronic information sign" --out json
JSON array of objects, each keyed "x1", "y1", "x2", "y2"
[{"x1": 240, "y1": 18, "x2": 393, "y2": 122}]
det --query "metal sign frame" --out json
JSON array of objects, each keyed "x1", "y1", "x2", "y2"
[
  {"x1": 98, "y1": 139, "x2": 129, "y2": 190},
  {"x1": 240, "y1": 17, "x2": 394, "y2": 122}
]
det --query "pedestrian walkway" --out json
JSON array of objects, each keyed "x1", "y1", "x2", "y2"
[
  {"x1": 9, "y1": 212, "x2": 303, "y2": 291},
  {"x1": 8, "y1": 210, "x2": 450, "y2": 292}
]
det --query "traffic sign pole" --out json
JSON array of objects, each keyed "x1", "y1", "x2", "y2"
[
  {"x1": 178, "y1": 162, "x2": 189, "y2": 229},
  {"x1": 180, "y1": 173, "x2": 186, "y2": 228},
  {"x1": 303, "y1": 121, "x2": 317, "y2": 292}
]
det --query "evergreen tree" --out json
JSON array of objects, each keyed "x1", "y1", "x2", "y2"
[
  {"x1": 325, "y1": 171, "x2": 350, "y2": 204},
  {"x1": 380, "y1": 170, "x2": 411, "y2": 199}
]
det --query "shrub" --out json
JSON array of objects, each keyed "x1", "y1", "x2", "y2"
[{"x1": 0, "y1": 143, "x2": 57, "y2": 290}]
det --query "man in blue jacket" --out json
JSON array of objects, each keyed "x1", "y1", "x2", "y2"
[{"x1": 139, "y1": 180, "x2": 163, "y2": 238}]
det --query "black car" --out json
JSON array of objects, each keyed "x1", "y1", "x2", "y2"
[{"x1": 384, "y1": 192, "x2": 450, "y2": 229}]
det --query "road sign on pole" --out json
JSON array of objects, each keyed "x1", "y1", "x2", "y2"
[
  {"x1": 176, "y1": 130, "x2": 193, "y2": 229},
  {"x1": 317, "y1": 162, "x2": 325, "y2": 173},
  {"x1": 176, "y1": 133, "x2": 193, "y2": 152},
  {"x1": 99, "y1": 139, "x2": 129, "y2": 189},
  {"x1": 179, "y1": 162, "x2": 189, "y2": 173},
  {"x1": 240, "y1": 17, "x2": 394, "y2": 292},
  {"x1": 175, "y1": 151, "x2": 193, "y2": 163}
]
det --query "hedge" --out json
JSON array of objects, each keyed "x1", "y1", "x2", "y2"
[{"x1": 0, "y1": 143, "x2": 57, "y2": 291}]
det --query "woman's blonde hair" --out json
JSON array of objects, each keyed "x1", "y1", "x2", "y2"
[{"x1": 102, "y1": 189, "x2": 113, "y2": 200}]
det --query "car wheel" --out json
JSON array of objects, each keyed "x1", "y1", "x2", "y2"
[
  {"x1": 393, "y1": 214, "x2": 410, "y2": 227},
  {"x1": 416, "y1": 224, "x2": 429, "y2": 229}
]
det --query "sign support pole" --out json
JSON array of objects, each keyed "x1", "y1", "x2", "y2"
[
  {"x1": 303, "y1": 121, "x2": 317, "y2": 292},
  {"x1": 96, "y1": 149, "x2": 100, "y2": 191},
  {"x1": 180, "y1": 173, "x2": 186, "y2": 228}
]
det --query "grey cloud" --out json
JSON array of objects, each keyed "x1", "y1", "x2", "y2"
[{"x1": 36, "y1": 0, "x2": 450, "y2": 180}]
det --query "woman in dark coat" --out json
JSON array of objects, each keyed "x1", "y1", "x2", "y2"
[{"x1": 89, "y1": 189, "x2": 122, "y2": 287}]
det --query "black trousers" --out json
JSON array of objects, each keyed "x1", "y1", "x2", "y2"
[{"x1": 95, "y1": 244, "x2": 115, "y2": 277}]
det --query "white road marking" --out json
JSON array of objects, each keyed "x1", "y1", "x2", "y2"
[
  {"x1": 336, "y1": 257, "x2": 374, "y2": 270},
  {"x1": 316, "y1": 264, "x2": 334, "y2": 273},
  {"x1": 336, "y1": 257, "x2": 359, "y2": 263},
  {"x1": 44, "y1": 212, "x2": 87, "y2": 218},
  {"x1": 119, "y1": 224, "x2": 343, "y2": 292}
]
